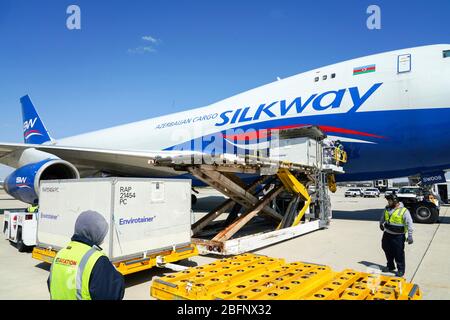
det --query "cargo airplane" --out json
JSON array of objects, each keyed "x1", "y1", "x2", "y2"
[{"x1": 1, "y1": 44, "x2": 450, "y2": 204}]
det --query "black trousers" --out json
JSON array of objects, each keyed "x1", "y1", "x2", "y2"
[{"x1": 382, "y1": 232, "x2": 406, "y2": 273}]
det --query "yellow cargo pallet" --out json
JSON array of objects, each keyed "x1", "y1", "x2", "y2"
[
  {"x1": 151, "y1": 253, "x2": 421, "y2": 300},
  {"x1": 32, "y1": 244, "x2": 198, "y2": 276}
]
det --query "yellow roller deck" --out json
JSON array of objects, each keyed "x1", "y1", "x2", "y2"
[{"x1": 151, "y1": 253, "x2": 421, "y2": 300}]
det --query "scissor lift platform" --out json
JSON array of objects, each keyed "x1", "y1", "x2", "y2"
[{"x1": 151, "y1": 253, "x2": 422, "y2": 300}]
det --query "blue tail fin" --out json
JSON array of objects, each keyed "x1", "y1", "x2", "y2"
[{"x1": 20, "y1": 95, "x2": 52, "y2": 144}]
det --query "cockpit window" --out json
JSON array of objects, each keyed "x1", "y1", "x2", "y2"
[{"x1": 443, "y1": 50, "x2": 450, "y2": 58}]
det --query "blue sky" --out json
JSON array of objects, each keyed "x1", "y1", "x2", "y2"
[{"x1": 1, "y1": 0, "x2": 450, "y2": 178}]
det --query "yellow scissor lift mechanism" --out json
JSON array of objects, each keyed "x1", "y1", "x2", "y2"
[
  {"x1": 188, "y1": 164, "x2": 322, "y2": 255},
  {"x1": 276, "y1": 168, "x2": 311, "y2": 229},
  {"x1": 32, "y1": 243, "x2": 198, "y2": 275},
  {"x1": 151, "y1": 253, "x2": 421, "y2": 300}
]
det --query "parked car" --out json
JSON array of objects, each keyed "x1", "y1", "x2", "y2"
[
  {"x1": 363, "y1": 188, "x2": 380, "y2": 198},
  {"x1": 385, "y1": 188, "x2": 399, "y2": 196},
  {"x1": 345, "y1": 188, "x2": 362, "y2": 197}
]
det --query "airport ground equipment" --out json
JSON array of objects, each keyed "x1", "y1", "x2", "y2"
[
  {"x1": 32, "y1": 178, "x2": 198, "y2": 275},
  {"x1": 32, "y1": 243, "x2": 197, "y2": 275},
  {"x1": 154, "y1": 126, "x2": 346, "y2": 255},
  {"x1": 151, "y1": 253, "x2": 422, "y2": 300},
  {"x1": 373, "y1": 179, "x2": 393, "y2": 192},
  {"x1": 396, "y1": 186, "x2": 440, "y2": 223},
  {"x1": 2, "y1": 209, "x2": 37, "y2": 252},
  {"x1": 432, "y1": 180, "x2": 450, "y2": 204}
]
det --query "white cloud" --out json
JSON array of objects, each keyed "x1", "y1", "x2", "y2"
[
  {"x1": 128, "y1": 35, "x2": 161, "y2": 54},
  {"x1": 127, "y1": 46, "x2": 157, "y2": 54},
  {"x1": 142, "y1": 35, "x2": 160, "y2": 44}
]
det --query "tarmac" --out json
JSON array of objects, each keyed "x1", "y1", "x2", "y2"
[{"x1": 1, "y1": 188, "x2": 449, "y2": 300}]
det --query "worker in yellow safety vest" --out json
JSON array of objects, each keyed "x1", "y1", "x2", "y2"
[
  {"x1": 379, "y1": 194, "x2": 414, "y2": 277},
  {"x1": 26, "y1": 200, "x2": 39, "y2": 213},
  {"x1": 48, "y1": 210, "x2": 124, "y2": 300},
  {"x1": 334, "y1": 140, "x2": 344, "y2": 166}
]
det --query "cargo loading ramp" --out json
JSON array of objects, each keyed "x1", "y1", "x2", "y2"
[{"x1": 154, "y1": 126, "x2": 347, "y2": 255}]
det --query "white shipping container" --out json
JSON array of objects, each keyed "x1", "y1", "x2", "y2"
[
  {"x1": 270, "y1": 137, "x2": 319, "y2": 167},
  {"x1": 37, "y1": 178, "x2": 192, "y2": 262}
]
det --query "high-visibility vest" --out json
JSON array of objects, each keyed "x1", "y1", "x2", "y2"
[
  {"x1": 49, "y1": 241, "x2": 104, "y2": 300},
  {"x1": 384, "y1": 207, "x2": 407, "y2": 234},
  {"x1": 26, "y1": 205, "x2": 38, "y2": 213}
]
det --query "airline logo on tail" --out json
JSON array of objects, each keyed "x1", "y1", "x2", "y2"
[{"x1": 23, "y1": 117, "x2": 44, "y2": 140}]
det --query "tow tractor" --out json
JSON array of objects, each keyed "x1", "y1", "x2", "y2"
[
  {"x1": 2, "y1": 209, "x2": 37, "y2": 252},
  {"x1": 396, "y1": 186, "x2": 440, "y2": 224}
]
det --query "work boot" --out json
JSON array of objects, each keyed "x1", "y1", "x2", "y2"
[{"x1": 381, "y1": 266, "x2": 396, "y2": 273}]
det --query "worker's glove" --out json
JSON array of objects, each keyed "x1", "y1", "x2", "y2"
[
  {"x1": 407, "y1": 236, "x2": 413, "y2": 245},
  {"x1": 379, "y1": 223, "x2": 385, "y2": 232}
]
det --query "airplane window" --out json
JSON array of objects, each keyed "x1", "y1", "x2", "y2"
[
  {"x1": 331, "y1": 73, "x2": 336, "y2": 78},
  {"x1": 443, "y1": 50, "x2": 450, "y2": 58},
  {"x1": 323, "y1": 75, "x2": 327, "y2": 80},
  {"x1": 314, "y1": 77, "x2": 319, "y2": 82}
]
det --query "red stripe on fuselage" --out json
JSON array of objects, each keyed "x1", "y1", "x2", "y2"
[
  {"x1": 222, "y1": 124, "x2": 384, "y2": 141},
  {"x1": 268, "y1": 124, "x2": 384, "y2": 138},
  {"x1": 317, "y1": 125, "x2": 384, "y2": 138}
]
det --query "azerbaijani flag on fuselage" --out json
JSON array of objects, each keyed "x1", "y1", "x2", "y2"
[{"x1": 353, "y1": 64, "x2": 376, "y2": 75}]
